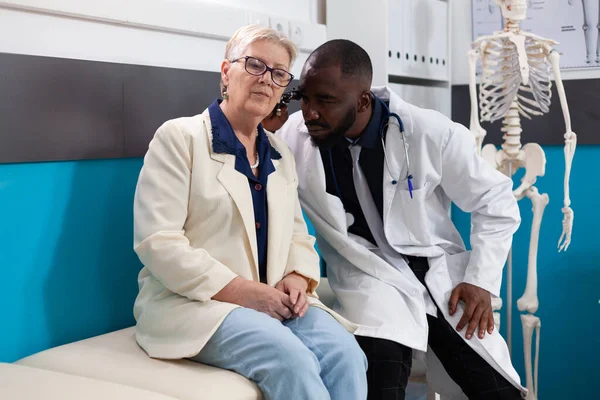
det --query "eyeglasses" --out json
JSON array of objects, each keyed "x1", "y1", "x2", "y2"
[{"x1": 231, "y1": 56, "x2": 294, "y2": 87}]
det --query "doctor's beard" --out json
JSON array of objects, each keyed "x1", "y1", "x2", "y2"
[{"x1": 307, "y1": 107, "x2": 357, "y2": 149}]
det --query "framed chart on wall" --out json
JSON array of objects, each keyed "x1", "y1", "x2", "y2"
[{"x1": 472, "y1": 0, "x2": 600, "y2": 70}]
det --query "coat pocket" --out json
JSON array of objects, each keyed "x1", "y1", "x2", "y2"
[{"x1": 395, "y1": 182, "x2": 433, "y2": 245}]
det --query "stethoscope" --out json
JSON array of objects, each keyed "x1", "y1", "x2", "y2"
[
  {"x1": 329, "y1": 98, "x2": 414, "y2": 201},
  {"x1": 380, "y1": 100, "x2": 413, "y2": 198}
]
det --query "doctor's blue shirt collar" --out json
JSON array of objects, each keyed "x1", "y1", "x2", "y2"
[
  {"x1": 208, "y1": 99, "x2": 282, "y2": 161},
  {"x1": 347, "y1": 93, "x2": 389, "y2": 149}
]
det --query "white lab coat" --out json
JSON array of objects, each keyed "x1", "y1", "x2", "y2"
[{"x1": 278, "y1": 87, "x2": 526, "y2": 396}]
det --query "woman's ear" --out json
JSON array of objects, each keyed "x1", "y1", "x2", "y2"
[
  {"x1": 221, "y1": 59, "x2": 231, "y2": 88},
  {"x1": 357, "y1": 91, "x2": 372, "y2": 113}
]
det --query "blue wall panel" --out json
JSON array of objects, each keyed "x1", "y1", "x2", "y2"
[
  {"x1": 2, "y1": 145, "x2": 598, "y2": 400},
  {"x1": 452, "y1": 145, "x2": 600, "y2": 400},
  {"x1": 0, "y1": 158, "x2": 144, "y2": 362},
  {"x1": 0, "y1": 157, "x2": 325, "y2": 363}
]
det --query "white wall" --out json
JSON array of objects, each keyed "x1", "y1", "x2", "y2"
[
  {"x1": 1, "y1": 0, "x2": 454, "y2": 116},
  {"x1": 326, "y1": 0, "x2": 452, "y2": 118},
  {"x1": 326, "y1": 0, "x2": 389, "y2": 86},
  {"x1": 450, "y1": 0, "x2": 472, "y2": 86},
  {"x1": 389, "y1": 83, "x2": 451, "y2": 117},
  {"x1": 200, "y1": 0, "x2": 315, "y2": 23},
  {"x1": 0, "y1": 0, "x2": 327, "y2": 76},
  {"x1": 0, "y1": 6, "x2": 228, "y2": 73},
  {"x1": 451, "y1": 0, "x2": 600, "y2": 85}
]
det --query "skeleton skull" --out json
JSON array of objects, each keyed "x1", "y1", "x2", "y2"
[{"x1": 494, "y1": 0, "x2": 528, "y2": 20}]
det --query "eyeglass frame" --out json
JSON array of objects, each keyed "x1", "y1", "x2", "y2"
[{"x1": 230, "y1": 56, "x2": 294, "y2": 87}]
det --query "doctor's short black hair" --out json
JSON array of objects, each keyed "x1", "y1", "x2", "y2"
[{"x1": 308, "y1": 39, "x2": 373, "y2": 84}]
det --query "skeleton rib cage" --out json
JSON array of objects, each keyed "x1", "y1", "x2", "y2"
[{"x1": 477, "y1": 36, "x2": 554, "y2": 123}]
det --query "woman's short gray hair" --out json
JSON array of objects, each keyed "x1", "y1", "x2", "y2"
[{"x1": 220, "y1": 24, "x2": 297, "y2": 96}]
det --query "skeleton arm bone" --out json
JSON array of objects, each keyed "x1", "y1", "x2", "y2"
[
  {"x1": 547, "y1": 48, "x2": 577, "y2": 252},
  {"x1": 468, "y1": 46, "x2": 487, "y2": 154}
]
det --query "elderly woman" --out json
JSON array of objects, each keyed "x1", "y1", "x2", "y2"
[{"x1": 132, "y1": 25, "x2": 367, "y2": 400}]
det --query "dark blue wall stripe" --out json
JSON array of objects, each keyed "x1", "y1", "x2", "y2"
[
  {"x1": 451, "y1": 82, "x2": 600, "y2": 146},
  {"x1": 0, "y1": 52, "x2": 300, "y2": 164}
]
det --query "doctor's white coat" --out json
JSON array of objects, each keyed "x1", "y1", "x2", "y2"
[{"x1": 278, "y1": 87, "x2": 526, "y2": 396}]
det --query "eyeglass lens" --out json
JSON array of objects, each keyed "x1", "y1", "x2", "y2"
[{"x1": 244, "y1": 57, "x2": 292, "y2": 87}]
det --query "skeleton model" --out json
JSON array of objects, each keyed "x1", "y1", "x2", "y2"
[
  {"x1": 569, "y1": 0, "x2": 600, "y2": 63},
  {"x1": 488, "y1": 0, "x2": 532, "y2": 14},
  {"x1": 468, "y1": 1, "x2": 577, "y2": 399}
]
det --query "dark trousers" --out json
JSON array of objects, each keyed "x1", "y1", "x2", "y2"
[{"x1": 356, "y1": 256, "x2": 522, "y2": 400}]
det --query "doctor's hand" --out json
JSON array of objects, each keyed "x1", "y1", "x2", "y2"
[
  {"x1": 275, "y1": 272, "x2": 310, "y2": 318},
  {"x1": 449, "y1": 282, "x2": 494, "y2": 340},
  {"x1": 261, "y1": 104, "x2": 289, "y2": 132}
]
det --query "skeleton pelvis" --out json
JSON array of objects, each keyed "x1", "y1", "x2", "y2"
[
  {"x1": 519, "y1": 143, "x2": 546, "y2": 178},
  {"x1": 481, "y1": 144, "x2": 520, "y2": 175},
  {"x1": 481, "y1": 143, "x2": 546, "y2": 193}
]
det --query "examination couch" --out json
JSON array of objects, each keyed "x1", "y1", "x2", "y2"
[{"x1": 1, "y1": 278, "x2": 429, "y2": 399}]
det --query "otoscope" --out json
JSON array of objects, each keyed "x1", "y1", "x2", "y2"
[{"x1": 275, "y1": 89, "x2": 301, "y2": 116}]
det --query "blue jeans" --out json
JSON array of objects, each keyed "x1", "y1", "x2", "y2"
[{"x1": 190, "y1": 307, "x2": 368, "y2": 400}]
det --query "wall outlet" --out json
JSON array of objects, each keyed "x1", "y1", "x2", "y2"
[
  {"x1": 289, "y1": 22, "x2": 303, "y2": 47},
  {"x1": 269, "y1": 16, "x2": 290, "y2": 38}
]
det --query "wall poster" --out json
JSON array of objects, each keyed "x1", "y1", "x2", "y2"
[{"x1": 472, "y1": 0, "x2": 600, "y2": 70}]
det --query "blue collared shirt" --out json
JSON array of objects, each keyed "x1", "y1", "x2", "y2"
[
  {"x1": 208, "y1": 99, "x2": 278, "y2": 283},
  {"x1": 319, "y1": 95, "x2": 390, "y2": 246}
]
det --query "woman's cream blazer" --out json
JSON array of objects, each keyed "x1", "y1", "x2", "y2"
[{"x1": 132, "y1": 108, "x2": 356, "y2": 359}]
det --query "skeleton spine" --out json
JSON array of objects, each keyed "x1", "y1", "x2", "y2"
[
  {"x1": 505, "y1": 18, "x2": 520, "y2": 33},
  {"x1": 501, "y1": 101, "x2": 522, "y2": 159}
]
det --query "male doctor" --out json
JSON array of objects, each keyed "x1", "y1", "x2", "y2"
[{"x1": 268, "y1": 39, "x2": 526, "y2": 400}]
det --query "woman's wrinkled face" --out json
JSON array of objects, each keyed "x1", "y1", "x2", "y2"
[{"x1": 221, "y1": 40, "x2": 292, "y2": 119}]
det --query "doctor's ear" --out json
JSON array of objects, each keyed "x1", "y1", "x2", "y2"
[{"x1": 357, "y1": 91, "x2": 372, "y2": 113}]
